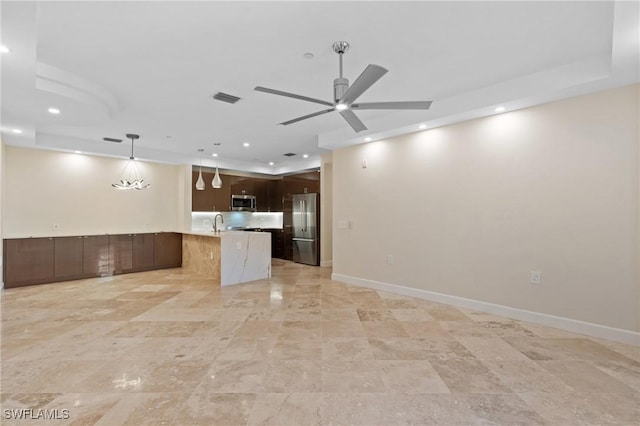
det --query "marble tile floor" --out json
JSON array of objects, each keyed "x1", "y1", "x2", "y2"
[{"x1": 1, "y1": 259, "x2": 638, "y2": 425}]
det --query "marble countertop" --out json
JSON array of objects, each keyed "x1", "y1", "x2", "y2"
[{"x1": 185, "y1": 230, "x2": 269, "y2": 238}]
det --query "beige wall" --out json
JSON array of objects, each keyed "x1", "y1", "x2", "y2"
[
  {"x1": 320, "y1": 152, "x2": 333, "y2": 266},
  {"x1": 333, "y1": 84, "x2": 639, "y2": 334},
  {"x1": 3, "y1": 146, "x2": 182, "y2": 238}
]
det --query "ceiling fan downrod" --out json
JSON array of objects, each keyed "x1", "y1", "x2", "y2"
[{"x1": 332, "y1": 41, "x2": 350, "y2": 102}]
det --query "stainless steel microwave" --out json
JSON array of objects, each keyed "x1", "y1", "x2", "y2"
[{"x1": 231, "y1": 194, "x2": 256, "y2": 211}]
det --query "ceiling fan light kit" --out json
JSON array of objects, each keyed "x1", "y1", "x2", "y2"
[
  {"x1": 111, "y1": 133, "x2": 150, "y2": 190},
  {"x1": 255, "y1": 40, "x2": 433, "y2": 133}
]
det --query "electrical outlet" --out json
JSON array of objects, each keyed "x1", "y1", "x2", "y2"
[
  {"x1": 210, "y1": 251, "x2": 214, "y2": 260},
  {"x1": 236, "y1": 241, "x2": 242, "y2": 250},
  {"x1": 530, "y1": 271, "x2": 542, "y2": 284},
  {"x1": 387, "y1": 254, "x2": 394, "y2": 265}
]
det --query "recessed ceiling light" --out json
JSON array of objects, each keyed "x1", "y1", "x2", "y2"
[
  {"x1": 494, "y1": 106, "x2": 505, "y2": 112},
  {"x1": 48, "y1": 107, "x2": 60, "y2": 114},
  {"x1": 419, "y1": 124, "x2": 427, "y2": 130},
  {"x1": 303, "y1": 52, "x2": 314, "y2": 59},
  {"x1": 0, "y1": 45, "x2": 11, "y2": 54},
  {"x1": 243, "y1": 142, "x2": 250, "y2": 147},
  {"x1": 12, "y1": 129, "x2": 23, "y2": 134},
  {"x1": 303, "y1": 154, "x2": 309, "y2": 158},
  {"x1": 269, "y1": 162, "x2": 275, "y2": 166},
  {"x1": 335, "y1": 103, "x2": 348, "y2": 111},
  {"x1": 364, "y1": 137, "x2": 372, "y2": 142},
  {"x1": 74, "y1": 150, "x2": 82, "y2": 154},
  {"x1": 212, "y1": 153, "x2": 218, "y2": 157}
]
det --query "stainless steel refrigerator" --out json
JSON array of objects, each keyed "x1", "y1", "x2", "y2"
[{"x1": 292, "y1": 193, "x2": 320, "y2": 266}]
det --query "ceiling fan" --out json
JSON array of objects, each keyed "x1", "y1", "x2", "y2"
[{"x1": 255, "y1": 41, "x2": 432, "y2": 133}]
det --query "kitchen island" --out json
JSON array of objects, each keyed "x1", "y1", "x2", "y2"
[{"x1": 182, "y1": 231, "x2": 271, "y2": 286}]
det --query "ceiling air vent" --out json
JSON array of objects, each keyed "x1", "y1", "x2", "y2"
[
  {"x1": 103, "y1": 137, "x2": 122, "y2": 143},
  {"x1": 283, "y1": 153, "x2": 296, "y2": 157},
  {"x1": 212, "y1": 92, "x2": 241, "y2": 104}
]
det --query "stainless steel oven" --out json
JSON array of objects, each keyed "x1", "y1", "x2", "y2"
[{"x1": 231, "y1": 194, "x2": 256, "y2": 211}]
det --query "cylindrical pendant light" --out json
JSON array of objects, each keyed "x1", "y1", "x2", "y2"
[{"x1": 195, "y1": 149, "x2": 205, "y2": 190}]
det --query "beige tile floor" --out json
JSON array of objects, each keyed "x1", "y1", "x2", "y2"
[{"x1": 1, "y1": 259, "x2": 638, "y2": 425}]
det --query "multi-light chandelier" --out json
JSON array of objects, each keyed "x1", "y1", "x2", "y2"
[{"x1": 112, "y1": 133, "x2": 150, "y2": 190}]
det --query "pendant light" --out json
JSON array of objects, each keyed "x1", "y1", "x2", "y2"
[
  {"x1": 112, "y1": 134, "x2": 150, "y2": 190},
  {"x1": 212, "y1": 160, "x2": 222, "y2": 189},
  {"x1": 195, "y1": 149, "x2": 205, "y2": 190}
]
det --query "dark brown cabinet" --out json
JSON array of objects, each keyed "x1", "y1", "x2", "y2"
[
  {"x1": 230, "y1": 176, "x2": 254, "y2": 197},
  {"x1": 267, "y1": 179, "x2": 283, "y2": 212},
  {"x1": 192, "y1": 171, "x2": 215, "y2": 212},
  {"x1": 212, "y1": 174, "x2": 232, "y2": 212},
  {"x1": 54, "y1": 236, "x2": 84, "y2": 280},
  {"x1": 3, "y1": 233, "x2": 181, "y2": 288},
  {"x1": 82, "y1": 235, "x2": 110, "y2": 277},
  {"x1": 254, "y1": 179, "x2": 269, "y2": 212},
  {"x1": 3, "y1": 238, "x2": 55, "y2": 288},
  {"x1": 153, "y1": 232, "x2": 182, "y2": 269},
  {"x1": 192, "y1": 171, "x2": 233, "y2": 212},
  {"x1": 269, "y1": 229, "x2": 285, "y2": 259},
  {"x1": 110, "y1": 234, "x2": 133, "y2": 274},
  {"x1": 133, "y1": 233, "x2": 155, "y2": 271},
  {"x1": 283, "y1": 171, "x2": 320, "y2": 197}
]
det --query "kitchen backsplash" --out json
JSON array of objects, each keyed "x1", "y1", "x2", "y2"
[{"x1": 191, "y1": 211, "x2": 283, "y2": 231}]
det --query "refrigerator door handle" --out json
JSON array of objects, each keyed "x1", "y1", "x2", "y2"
[{"x1": 302, "y1": 199, "x2": 307, "y2": 233}]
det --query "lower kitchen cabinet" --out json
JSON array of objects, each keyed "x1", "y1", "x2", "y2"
[
  {"x1": 54, "y1": 236, "x2": 84, "y2": 280},
  {"x1": 110, "y1": 234, "x2": 134, "y2": 274},
  {"x1": 269, "y1": 229, "x2": 285, "y2": 259},
  {"x1": 3, "y1": 232, "x2": 182, "y2": 289},
  {"x1": 133, "y1": 233, "x2": 155, "y2": 271},
  {"x1": 82, "y1": 235, "x2": 110, "y2": 277},
  {"x1": 3, "y1": 238, "x2": 55, "y2": 288},
  {"x1": 153, "y1": 232, "x2": 182, "y2": 269}
]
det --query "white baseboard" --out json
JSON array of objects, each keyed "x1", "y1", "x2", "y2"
[
  {"x1": 332, "y1": 273, "x2": 640, "y2": 346},
  {"x1": 320, "y1": 260, "x2": 333, "y2": 268}
]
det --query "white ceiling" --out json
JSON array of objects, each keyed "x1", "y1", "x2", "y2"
[{"x1": 1, "y1": 1, "x2": 638, "y2": 174}]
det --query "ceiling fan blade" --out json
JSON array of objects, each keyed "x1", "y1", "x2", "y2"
[
  {"x1": 339, "y1": 109, "x2": 367, "y2": 132},
  {"x1": 352, "y1": 101, "x2": 432, "y2": 110},
  {"x1": 255, "y1": 86, "x2": 333, "y2": 107},
  {"x1": 103, "y1": 137, "x2": 123, "y2": 143},
  {"x1": 339, "y1": 64, "x2": 388, "y2": 104},
  {"x1": 280, "y1": 108, "x2": 335, "y2": 126}
]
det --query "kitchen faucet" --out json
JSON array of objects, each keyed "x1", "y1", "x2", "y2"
[{"x1": 213, "y1": 213, "x2": 224, "y2": 233}]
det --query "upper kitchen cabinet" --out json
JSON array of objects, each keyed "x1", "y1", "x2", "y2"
[
  {"x1": 192, "y1": 171, "x2": 232, "y2": 212},
  {"x1": 192, "y1": 171, "x2": 215, "y2": 211},
  {"x1": 253, "y1": 179, "x2": 269, "y2": 211},
  {"x1": 212, "y1": 174, "x2": 232, "y2": 212},
  {"x1": 230, "y1": 176, "x2": 254, "y2": 196},
  {"x1": 268, "y1": 179, "x2": 283, "y2": 212},
  {"x1": 283, "y1": 171, "x2": 320, "y2": 197}
]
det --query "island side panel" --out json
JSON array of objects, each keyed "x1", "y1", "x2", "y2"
[
  {"x1": 182, "y1": 234, "x2": 221, "y2": 283},
  {"x1": 220, "y1": 232, "x2": 271, "y2": 286}
]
